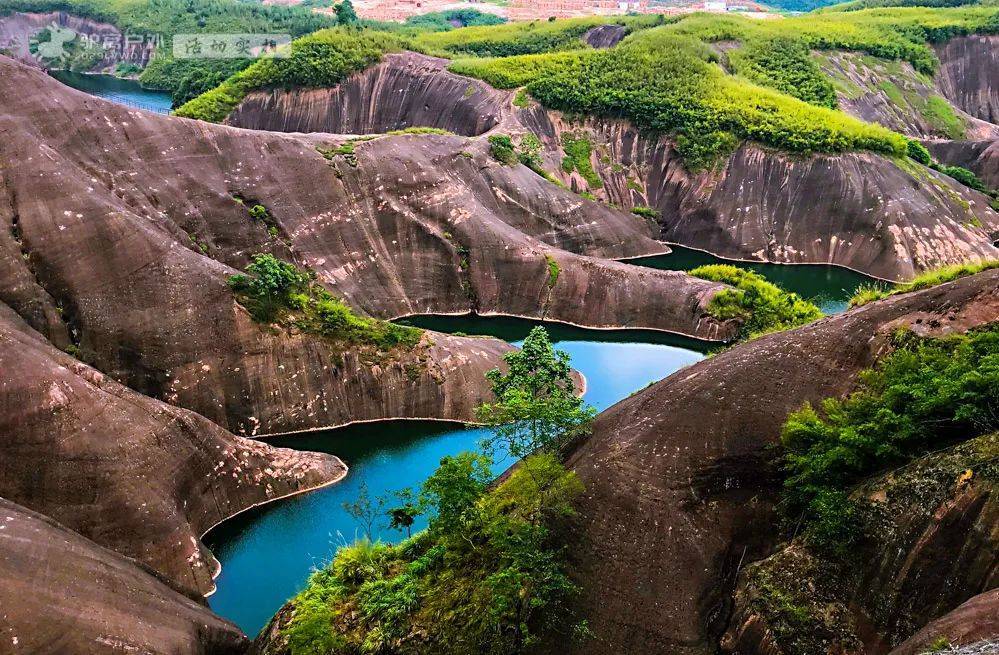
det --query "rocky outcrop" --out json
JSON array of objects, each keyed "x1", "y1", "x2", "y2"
[
  {"x1": 889, "y1": 591, "x2": 999, "y2": 655},
  {"x1": 519, "y1": 107, "x2": 999, "y2": 281},
  {"x1": 721, "y1": 432, "x2": 999, "y2": 655},
  {"x1": 0, "y1": 11, "x2": 154, "y2": 72},
  {"x1": 0, "y1": 497, "x2": 249, "y2": 654},
  {"x1": 227, "y1": 52, "x2": 510, "y2": 136},
  {"x1": 557, "y1": 269, "x2": 999, "y2": 655},
  {"x1": 813, "y1": 50, "x2": 999, "y2": 141},
  {"x1": 582, "y1": 24, "x2": 627, "y2": 49},
  {"x1": 0, "y1": 300, "x2": 345, "y2": 598},
  {"x1": 0, "y1": 55, "x2": 732, "y2": 439},
  {"x1": 935, "y1": 35, "x2": 999, "y2": 127},
  {"x1": 224, "y1": 50, "x2": 999, "y2": 281},
  {"x1": 929, "y1": 138, "x2": 999, "y2": 190}
]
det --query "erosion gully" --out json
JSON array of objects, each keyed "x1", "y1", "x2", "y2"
[
  {"x1": 204, "y1": 247, "x2": 871, "y2": 634},
  {"x1": 53, "y1": 74, "x2": 874, "y2": 633}
]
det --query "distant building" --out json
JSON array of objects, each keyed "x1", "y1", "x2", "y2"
[{"x1": 508, "y1": 0, "x2": 648, "y2": 20}]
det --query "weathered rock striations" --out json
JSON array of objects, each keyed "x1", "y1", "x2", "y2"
[
  {"x1": 557, "y1": 269, "x2": 999, "y2": 655},
  {"x1": 227, "y1": 52, "x2": 510, "y2": 136},
  {"x1": 721, "y1": 432, "x2": 999, "y2": 655},
  {"x1": 0, "y1": 300, "x2": 345, "y2": 598},
  {"x1": 0, "y1": 55, "x2": 731, "y2": 439},
  {"x1": 0, "y1": 497, "x2": 249, "y2": 654},
  {"x1": 814, "y1": 50, "x2": 999, "y2": 141},
  {"x1": 935, "y1": 35, "x2": 999, "y2": 127},
  {"x1": 0, "y1": 11, "x2": 154, "y2": 72},
  {"x1": 520, "y1": 107, "x2": 999, "y2": 281},
  {"x1": 225, "y1": 50, "x2": 999, "y2": 281}
]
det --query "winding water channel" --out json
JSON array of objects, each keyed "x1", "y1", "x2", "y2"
[
  {"x1": 204, "y1": 252, "x2": 872, "y2": 635},
  {"x1": 47, "y1": 71, "x2": 879, "y2": 633}
]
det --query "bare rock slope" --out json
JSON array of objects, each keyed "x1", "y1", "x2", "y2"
[
  {"x1": 814, "y1": 49, "x2": 999, "y2": 141},
  {"x1": 519, "y1": 108, "x2": 999, "y2": 281},
  {"x1": 228, "y1": 52, "x2": 508, "y2": 136},
  {"x1": 935, "y1": 35, "x2": 999, "y2": 127},
  {"x1": 0, "y1": 300, "x2": 344, "y2": 598},
  {"x1": 889, "y1": 590, "x2": 999, "y2": 655},
  {"x1": 0, "y1": 497, "x2": 249, "y2": 655},
  {"x1": 1, "y1": 56, "x2": 732, "y2": 439},
  {"x1": 227, "y1": 50, "x2": 999, "y2": 281},
  {"x1": 559, "y1": 269, "x2": 999, "y2": 655}
]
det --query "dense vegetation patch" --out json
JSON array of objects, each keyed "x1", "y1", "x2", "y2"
[
  {"x1": 560, "y1": 134, "x2": 601, "y2": 189},
  {"x1": 453, "y1": 30, "x2": 908, "y2": 168},
  {"x1": 402, "y1": 8, "x2": 505, "y2": 32},
  {"x1": 850, "y1": 260, "x2": 999, "y2": 306},
  {"x1": 449, "y1": 8, "x2": 998, "y2": 167},
  {"x1": 276, "y1": 327, "x2": 594, "y2": 655},
  {"x1": 691, "y1": 265, "x2": 824, "y2": 339},
  {"x1": 174, "y1": 28, "x2": 403, "y2": 122},
  {"x1": 228, "y1": 253, "x2": 421, "y2": 350},
  {"x1": 413, "y1": 13, "x2": 665, "y2": 58},
  {"x1": 726, "y1": 37, "x2": 838, "y2": 108},
  {"x1": 779, "y1": 324, "x2": 999, "y2": 556}
]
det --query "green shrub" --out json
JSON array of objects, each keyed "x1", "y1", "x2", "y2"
[
  {"x1": 560, "y1": 134, "x2": 602, "y2": 189},
  {"x1": 415, "y1": 16, "x2": 624, "y2": 58},
  {"x1": 849, "y1": 260, "x2": 999, "y2": 306},
  {"x1": 631, "y1": 206, "x2": 660, "y2": 219},
  {"x1": 228, "y1": 254, "x2": 421, "y2": 350},
  {"x1": 281, "y1": 451, "x2": 584, "y2": 654},
  {"x1": 544, "y1": 254, "x2": 560, "y2": 288},
  {"x1": 488, "y1": 134, "x2": 517, "y2": 165},
  {"x1": 780, "y1": 325, "x2": 999, "y2": 554},
  {"x1": 403, "y1": 8, "x2": 506, "y2": 32},
  {"x1": 691, "y1": 264, "x2": 823, "y2": 339},
  {"x1": 513, "y1": 87, "x2": 530, "y2": 107},
  {"x1": 384, "y1": 126, "x2": 454, "y2": 135},
  {"x1": 905, "y1": 139, "x2": 932, "y2": 165},
  {"x1": 931, "y1": 162, "x2": 989, "y2": 192},
  {"x1": 922, "y1": 95, "x2": 965, "y2": 139}
]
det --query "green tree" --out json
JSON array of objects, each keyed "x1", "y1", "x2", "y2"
[
  {"x1": 342, "y1": 481, "x2": 385, "y2": 540},
  {"x1": 476, "y1": 326, "x2": 596, "y2": 459},
  {"x1": 420, "y1": 452, "x2": 492, "y2": 535},
  {"x1": 387, "y1": 488, "x2": 419, "y2": 537},
  {"x1": 334, "y1": 0, "x2": 358, "y2": 25}
]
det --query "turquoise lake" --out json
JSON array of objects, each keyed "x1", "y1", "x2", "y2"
[
  {"x1": 204, "y1": 253, "x2": 874, "y2": 635},
  {"x1": 205, "y1": 318, "x2": 710, "y2": 634},
  {"x1": 631, "y1": 244, "x2": 876, "y2": 314},
  {"x1": 49, "y1": 70, "x2": 173, "y2": 113}
]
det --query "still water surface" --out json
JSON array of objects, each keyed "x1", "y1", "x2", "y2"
[
  {"x1": 203, "y1": 221, "x2": 873, "y2": 634},
  {"x1": 49, "y1": 70, "x2": 173, "y2": 113},
  {"x1": 632, "y1": 244, "x2": 875, "y2": 314},
  {"x1": 205, "y1": 317, "x2": 709, "y2": 634}
]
